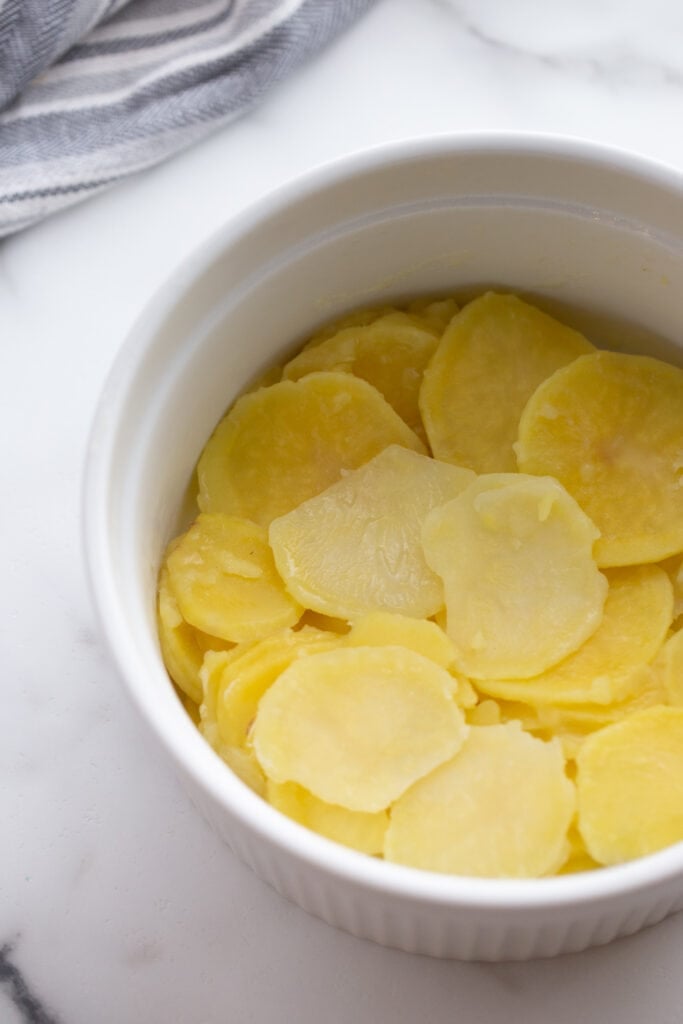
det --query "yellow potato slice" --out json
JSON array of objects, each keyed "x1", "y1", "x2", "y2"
[
  {"x1": 157, "y1": 560, "x2": 231, "y2": 704},
  {"x1": 558, "y1": 826, "x2": 601, "y2": 874},
  {"x1": 385, "y1": 723, "x2": 575, "y2": 877},
  {"x1": 466, "y1": 699, "x2": 502, "y2": 726},
  {"x1": 197, "y1": 372, "x2": 424, "y2": 526},
  {"x1": 347, "y1": 612, "x2": 475, "y2": 707},
  {"x1": 405, "y1": 296, "x2": 459, "y2": 333},
  {"x1": 304, "y1": 305, "x2": 396, "y2": 347},
  {"x1": 220, "y1": 745, "x2": 267, "y2": 798},
  {"x1": 347, "y1": 612, "x2": 457, "y2": 669},
  {"x1": 422, "y1": 474, "x2": 608, "y2": 679},
  {"x1": 252, "y1": 645, "x2": 467, "y2": 812},
  {"x1": 517, "y1": 351, "x2": 683, "y2": 567},
  {"x1": 420, "y1": 292, "x2": 593, "y2": 473},
  {"x1": 662, "y1": 555, "x2": 683, "y2": 620},
  {"x1": 295, "y1": 610, "x2": 350, "y2": 635},
  {"x1": 267, "y1": 780, "x2": 388, "y2": 855},
  {"x1": 213, "y1": 627, "x2": 340, "y2": 750},
  {"x1": 166, "y1": 513, "x2": 301, "y2": 643},
  {"x1": 476, "y1": 565, "x2": 673, "y2": 705},
  {"x1": 576, "y1": 707, "x2": 683, "y2": 864},
  {"x1": 270, "y1": 445, "x2": 474, "y2": 620},
  {"x1": 651, "y1": 627, "x2": 683, "y2": 706},
  {"x1": 282, "y1": 314, "x2": 439, "y2": 439}
]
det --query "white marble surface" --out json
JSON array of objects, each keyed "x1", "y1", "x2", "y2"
[{"x1": 3, "y1": 0, "x2": 683, "y2": 1020}]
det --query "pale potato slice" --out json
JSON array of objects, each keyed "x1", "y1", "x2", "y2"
[
  {"x1": 476, "y1": 565, "x2": 673, "y2": 705},
  {"x1": 576, "y1": 707, "x2": 683, "y2": 864},
  {"x1": 267, "y1": 780, "x2": 388, "y2": 855},
  {"x1": 282, "y1": 314, "x2": 439, "y2": 439},
  {"x1": 197, "y1": 372, "x2": 424, "y2": 526},
  {"x1": 347, "y1": 612, "x2": 457, "y2": 669},
  {"x1": 422, "y1": 474, "x2": 608, "y2": 679},
  {"x1": 213, "y1": 627, "x2": 340, "y2": 749},
  {"x1": 270, "y1": 445, "x2": 474, "y2": 620},
  {"x1": 420, "y1": 292, "x2": 593, "y2": 473},
  {"x1": 651, "y1": 627, "x2": 683, "y2": 705},
  {"x1": 517, "y1": 351, "x2": 683, "y2": 567},
  {"x1": 157, "y1": 560, "x2": 231, "y2": 704},
  {"x1": 252, "y1": 646, "x2": 467, "y2": 812},
  {"x1": 385, "y1": 723, "x2": 575, "y2": 877},
  {"x1": 166, "y1": 513, "x2": 301, "y2": 643}
]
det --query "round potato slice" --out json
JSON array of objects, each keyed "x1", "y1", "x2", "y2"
[
  {"x1": 198, "y1": 646, "x2": 250, "y2": 749},
  {"x1": 651, "y1": 627, "x2": 683, "y2": 706},
  {"x1": 405, "y1": 296, "x2": 459, "y2": 333},
  {"x1": 166, "y1": 513, "x2": 302, "y2": 643},
  {"x1": 422, "y1": 474, "x2": 608, "y2": 679},
  {"x1": 347, "y1": 612, "x2": 457, "y2": 670},
  {"x1": 385, "y1": 723, "x2": 575, "y2": 877},
  {"x1": 215, "y1": 627, "x2": 340, "y2": 749},
  {"x1": 157, "y1": 560, "x2": 231, "y2": 704},
  {"x1": 576, "y1": 707, "x2": 683, "y2": 864},
  {"x1": 282, "y1": 314, "x2": 439, "y2": 440},
  {"x1": 252, "y1": 646, "x2": 467, "y2": 813},
  {"x1": 516, "y1": 351, "x2": 683, "y2": 567},
  {"x1": 197, "y1": 372, "x2": 424, "y2": 526},
  {"x1": 419, "y1": 292, "x2": 593, "y2": 473},
  {"x1": 267, "y1": 780, "x2": 388, "y2": 855},
  {"x1": 558, "y1": 827, "x2": 601, "y2": 875},
  {"x1": 270, "y1": 445, "x2": 474, "y2": 620},
  {"x1": 346, "y1": 612, "x2": 475, "y2": 708},
  {"x1": 220, "y1": 745, "x2": 267, "y2": 798},
  {"x1": 304, "y1": 305, "x2": 397, "y2": 348},
  {"x1": 476, "y1": 565, "x2": 673, "y2": 705}
]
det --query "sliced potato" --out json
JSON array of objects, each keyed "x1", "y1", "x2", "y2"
[
  {"x1": 466, "y1": 699, "x2": 502, "y2": 726},
  {"x1": 304, "y1": 305, "x2": 396, "y2": 348},
  {"x1": 558, "y1": 826, "x2": 601, "y2": 874},
  {"x1": 422, "y1": 474, "x2": 608, "y2": 679},
  {"x1": 651, "y1": 627, "x2": 683, "y2": 706},
  {"x1": 517, "y1": 351, "x2": 683, "y2": 567},
  {"x1": 347, "y1": 612, "x2": 457, "y2": 669},
  {"x1": 157, "y1": 560, "x2": 231, "y2": 704},
  {"x1": 252, "y1": 645, "x2": 467, "y2": 812},
  {"x1": 477, "y1": 565, "x2": 673, "y2": 705},
  {"x1": 219, "y1": 745, "x2": 267, "y2": 797},
  {"x1": 213, "y1": 627, "x2": 340, "y2": 749},
  {"x1": 166, "y1": 513, "x2": 301, "y2": 643},
  {"x1": 347, "y1": 611, "x2": 474, "y2": 707},
  {"x1": 420, "y1": 292, "x2": 593, "y2": 473},
  {"x1": 270, "y1": 445, "x2": 474, "y2": 620},
  {"x1": 405, "y1": 296, "x2": 459, "y2": 333},
  {"x1": 283, "y1": 314, "x2": 439, "y2": 439},
  {"x1": 198, "y1": 372, "x2": 424, "y2": 526},
  {"x1": 576, "y1": 707, "x2": 683, "y2": 864},
  {"x1": 267, "y1": 780, "x2": 388, "y2": 854},
  {"x1": 385, "y1": 723, "x2": 575, "y2": 877}
]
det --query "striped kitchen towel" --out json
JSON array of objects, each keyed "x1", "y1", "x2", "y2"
[{"x1": 0, "y1": 0, "x2": 376, "y2": 237}]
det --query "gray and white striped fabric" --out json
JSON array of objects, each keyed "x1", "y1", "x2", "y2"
[{"x1": 0, "y1": 0, "x2": 375, "y2": 237}]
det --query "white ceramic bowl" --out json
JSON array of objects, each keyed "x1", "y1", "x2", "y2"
[{"x1": 84, "y1": 134, "x2": 683, "y2": 961}]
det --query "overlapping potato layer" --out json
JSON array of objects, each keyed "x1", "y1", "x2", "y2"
[{"x1": 157, "y1": 291, "x2": 683, "y2": 877}]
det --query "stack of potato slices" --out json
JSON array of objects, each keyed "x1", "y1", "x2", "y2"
[{"x1": 158, "y1": 293, "x2": 683, "y2": 877}]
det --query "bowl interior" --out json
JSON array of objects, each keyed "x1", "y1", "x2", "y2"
[{"x1": 87, "y1": 136, "x2": 683, "y2": 903}]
